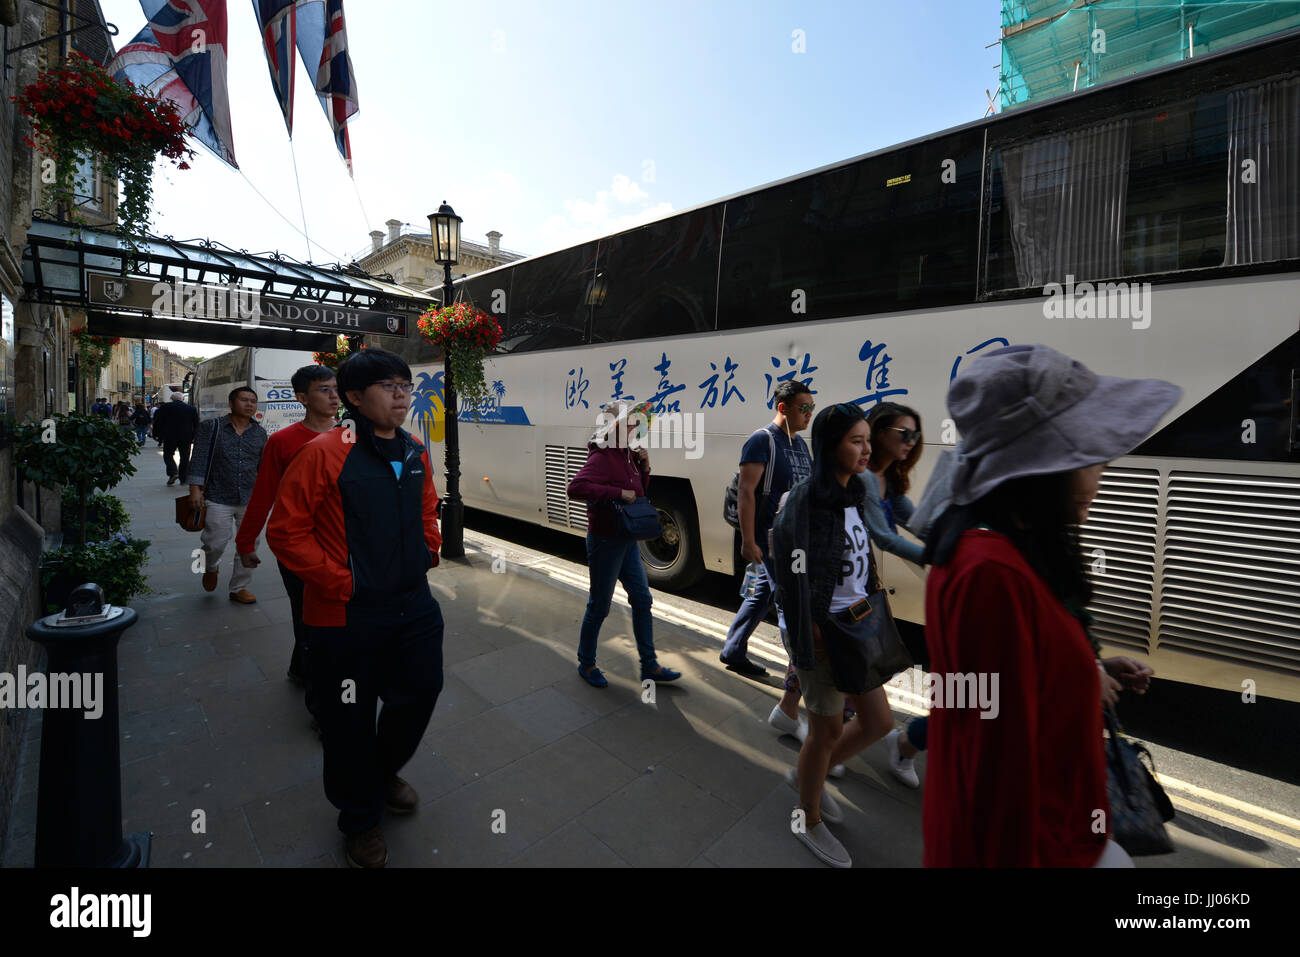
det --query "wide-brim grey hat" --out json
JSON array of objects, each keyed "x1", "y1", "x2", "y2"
[{"x1": 947, "y1": 344, "x2": 1181, "y2": 506}]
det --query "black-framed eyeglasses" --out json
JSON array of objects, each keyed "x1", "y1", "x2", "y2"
[{"x1": 890, "y1": 427, "x2": 922, "y2": 443}]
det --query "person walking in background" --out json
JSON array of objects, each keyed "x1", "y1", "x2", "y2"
[
  {"x1": 149, "y1": 401, "x2": 162, "y2": 446},
  {"x1": 114, "y1": 401, "x2": 132, "y2": 435},
  {"x1": 770, "y1": 402, "x2": 909, "y2": 868},
  {"x1": 153, "y1": 390, "x2": 200, "y2": 486},
  {"x1": 267, "y1": 347, "x2": 444, "y2": 869},
  {"x1": 720, "y1": 380, "x2": 813, "y2": 680},
  {"x1": 235, "y1": 365, "x2": 340, "y2": 694},
  {"x1": 188, "y1": 387, "x2": 268, "y2": 604},
  {"x1": 567, "y1": 402, "x2": 682, "y2": 689},
  {"x1": 131, "y1": 401, "x2": 151, "y2": 446},
  {"x1": 862, "y1": 402, "x2": 929, "y2": 788},
  {"x1": 922, "y1": 344, "x2": 1174, "y2": 868}
]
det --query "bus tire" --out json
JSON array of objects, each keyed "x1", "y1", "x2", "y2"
[{"x1": 639, "y1": 486, "x2": 704, "y2": 591}]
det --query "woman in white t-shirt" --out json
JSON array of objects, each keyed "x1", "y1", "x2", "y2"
[{"x1": 770, "y1": 402, "x2": 911, "y2": 868}]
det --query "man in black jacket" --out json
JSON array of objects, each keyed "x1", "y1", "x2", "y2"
[{"x1": 153, "y1": 391, "x2": 200, "y2": 486}]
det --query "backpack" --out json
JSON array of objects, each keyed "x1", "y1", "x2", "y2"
[{"x1": 723, "y1": 428, "x2": 776, "y2": 530}]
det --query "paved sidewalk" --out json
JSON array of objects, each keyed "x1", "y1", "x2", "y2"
[{"x1": 1, "y1": 443, "x2": 1273, "y2": 867}]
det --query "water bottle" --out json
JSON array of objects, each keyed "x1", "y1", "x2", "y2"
[{"x1": 740, "y1": 561, "x2": 761, "y2": 600}]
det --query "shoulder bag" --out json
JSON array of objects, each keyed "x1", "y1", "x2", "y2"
[
  {"x1": 1104, "y1": 706, "x2": 1175, "y2": 856},
  {"x1": 175, "y1": 420, "x2": 221, "y2": 532},
  {"x1": 612, "y1": 497, "x2": 664, "y2": 540},
  {"x1": 723, "y1": 428, "x2": 776, "y2": 529}
]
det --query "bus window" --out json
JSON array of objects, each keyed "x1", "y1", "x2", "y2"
[
  {"x1": 589, "y1": 209, "x2": 721, "y2": 345},
  {"x1": 1225, "y1": 73, "x2": 1300, "y2": 266},
  {"x1": 717, "y1": 134, "x2": 980, "y2": 329},
  {"x1": 500, "y1": 242, "x2": 595, "y2": 352}
]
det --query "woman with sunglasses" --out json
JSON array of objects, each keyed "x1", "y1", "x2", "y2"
[
  {"x1": 863, "y1": 403, "x2": 929, "y2": 788},
  {"x1": 770, "y1": 402, "x2": 909, "y2": 867}
]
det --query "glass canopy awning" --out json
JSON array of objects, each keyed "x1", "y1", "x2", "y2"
[{"x1": 21, "y1": 218, "x2": 429, "y2": 349}]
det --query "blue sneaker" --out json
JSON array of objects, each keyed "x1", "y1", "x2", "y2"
[{"x1": 640, "y1": 664, "x2": 682, "y2": 683}]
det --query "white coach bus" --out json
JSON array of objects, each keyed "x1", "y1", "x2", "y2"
[
  {"x1": 191, "y1": 346, "x2": 314, "y2": 436},
  {"x1": 377, "y1": 31, "x2": 1300, "y2": 703}
]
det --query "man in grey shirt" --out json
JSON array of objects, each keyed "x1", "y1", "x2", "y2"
[{"x1": 188, "y1": 386, "x2": 268, "y2": 603}]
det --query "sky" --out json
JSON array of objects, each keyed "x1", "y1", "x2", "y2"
[{"x1": 94, "y1": 0, "x2": 1003, "y2": 358}]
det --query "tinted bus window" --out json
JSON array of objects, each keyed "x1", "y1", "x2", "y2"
[
  {"x1": 718, "y1": 134, "x2": 981, "y2": 330},
  {"x1": 590, "y1": 208, "x2": 721, "y2": 344},
  {"x1": 985, "y1": 93, "x2": 1232, "y2": 290},
  {"x1": 501, "y1": 243, "x2": 596, "y2": 352}
]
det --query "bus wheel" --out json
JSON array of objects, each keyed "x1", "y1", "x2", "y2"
[{"x1": 639, "y1": 490, "x2": 704, "y2": 591}]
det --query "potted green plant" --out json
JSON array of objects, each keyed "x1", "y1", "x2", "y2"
[
  {"x1": 13, "y1": 412, "x2": 150, "y2": 610},
  {"x1": 60, "y1": 488, "x2": 129, "y2": 544}
]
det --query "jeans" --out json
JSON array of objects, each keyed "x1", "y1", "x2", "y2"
[
  {"x1": 578, "y1": 533, "x2": 657, "y2": 669},
  {"x1": 309, "y1": 586, "x2": 444, "y2": 835},
  {"x1": 721, "y1": 556, "x2": 774, "y2": 660},
  {"x1": 134, "y1": 426, "x2": 148, "y2": 444},
  {"x1": 906, "y1": 715, "x2": 927, "y2": 751}
]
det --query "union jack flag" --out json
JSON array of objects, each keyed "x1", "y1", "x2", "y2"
[
  {"x1": 294, "y1": 0, "x2": 359, "y2": 173},
  {"x1": 252, "y1": 0, "x2": 297, "y2": 134},
  {"x1": 108, "y1": 0, "x2": 237, "y2": 167}
]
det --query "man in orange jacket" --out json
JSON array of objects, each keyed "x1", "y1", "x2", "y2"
[{"x1": 267, "y1": 347, "x2": 443, "y2": 868}]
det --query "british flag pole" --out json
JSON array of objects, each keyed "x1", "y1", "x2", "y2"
[
  {"x1": 293, "y1": 0, "x2": 359, "y2": 175},
  {"x1": 107, "y1": 1, "x2": 238, "y2": 168}
]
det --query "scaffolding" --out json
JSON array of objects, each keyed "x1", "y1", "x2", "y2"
[{"x1": 1000, "y1": 0, "x2": 1300, "y2": 109}]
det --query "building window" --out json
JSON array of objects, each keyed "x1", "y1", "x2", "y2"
[{"x1": 74, "y1": 152, "x2": 103, "y2": 211}]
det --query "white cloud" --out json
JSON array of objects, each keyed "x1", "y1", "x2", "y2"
[{"x1": 535, "y1": 173, "x2": 673, "y2": 253}]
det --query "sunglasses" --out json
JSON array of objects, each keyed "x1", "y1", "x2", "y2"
[
  {"x1": 797, "y1": 402, "x2": 815, "y2": 414},
  {"x1": 827, "y1": 402, "x2": 862, "y2": 418},
  {"x1": 890, "y1": 427, "x2": 922, "y2": 443}
]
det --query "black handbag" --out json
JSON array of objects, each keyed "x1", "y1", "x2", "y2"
[
  {"x1": 611, "y1": 497, "x2": 664, "y2": 540},
  {"x1": 1104, "y1": 707, "x2": 1175, "y2": 856},
  {"x1": 821, "y1": 588, "x2": 913, "y2": 693}
]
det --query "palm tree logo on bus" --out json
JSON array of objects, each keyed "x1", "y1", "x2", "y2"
[{"x1": 410, "y1": 370, "x2": 446, "y2": 445}]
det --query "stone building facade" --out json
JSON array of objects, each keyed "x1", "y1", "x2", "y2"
[
  {"x1": 355, "y1": 218, "x2": 524, "y2": 294},
  {"x1": 0, "y1": 0, "x2": 117, "y2": 859}
]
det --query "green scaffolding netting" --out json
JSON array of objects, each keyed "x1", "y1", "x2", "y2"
[{"x1": 1000, "y1": 0, "x2": 1300, "y2": 109}]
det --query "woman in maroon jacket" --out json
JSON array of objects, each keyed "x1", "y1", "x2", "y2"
[
  {"x1": 921, "y1": 345, "x2": 1176, "y2": 867},
  {"x1": 567, "y1": 403, "x2": 682, "y2": 688}
]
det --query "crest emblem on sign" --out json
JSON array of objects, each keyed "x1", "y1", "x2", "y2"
[
  {"x1": 103, "y1": 280, "x2": 126, "y2": 302},
  {"x1": 387, "y1": 316, "x2": 400, "y2": 332}
]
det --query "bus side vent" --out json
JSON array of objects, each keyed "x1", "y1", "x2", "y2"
[
  {"x1": 544, "y1": 445, "x2": 590, "y2": 531},
  {"x1": 1080, "y1": 468, "x2": 1160, "y2": 654},
  {"x1": 1161, "y1": 472, "x2": 1300, "y2": 676}
]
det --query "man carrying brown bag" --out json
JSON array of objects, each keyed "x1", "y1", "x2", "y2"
[{"x1": 188, "y1": 387, "x2": 268, "y2": 603}]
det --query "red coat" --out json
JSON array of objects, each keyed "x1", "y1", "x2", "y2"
[
  {"x1": 566, "y1": 444, "x2": 650, "y2": 538},
  {"x1": 922, "y1": 529, "x2": 1108, "y2": 867}
]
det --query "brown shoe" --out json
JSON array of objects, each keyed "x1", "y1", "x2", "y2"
[
  {"x1": 387, "y1": 776, "x2": 419, "y2": 813},
  {"x1": 201, "y1": 571, "x2": 218, "y2": 592},
  {"x1": 228, "y1": 589, "x2": 257, "y2": 604},
  {"x1": 345, "y1": 826, "x2": 388, "y2": 868}
]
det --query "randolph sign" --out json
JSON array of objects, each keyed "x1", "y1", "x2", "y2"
[{"x1": 87, "y1": 273, "x2": 413, "y2": 338}]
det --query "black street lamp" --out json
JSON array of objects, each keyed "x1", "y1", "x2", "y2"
[{"x1": 429, "y1": 201, "x2": 465, "y2": 558}]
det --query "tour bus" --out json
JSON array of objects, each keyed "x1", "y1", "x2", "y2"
[
  {"x1": 373, "y1": 30, "x2": 1300, "y2": 703},
  {"x1": 191, "y1": 347, "x2": 314, "y2": 435}
]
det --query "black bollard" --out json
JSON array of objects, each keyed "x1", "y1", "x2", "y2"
[{"x1": 26, "y1": 583, "x2": 150, "y2": 867}]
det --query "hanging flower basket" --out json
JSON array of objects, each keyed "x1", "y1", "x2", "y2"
[
  {"x1": 70, "y1": 326, "x2": 119, "y2": 383},
  {"x1": 312, "y1": 335, "x2": 364, "y2": 372},
  {"x1": 13, "y1": 52, "x2": 193, "y2": 238},
  {"x1": 416, "y1": 302, "x2": 502, "y2": 407}
]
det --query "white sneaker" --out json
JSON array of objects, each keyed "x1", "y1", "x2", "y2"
[
  {"x1": 794, "y1": 819, "x2": 852, "y2": 868},
  {"x1": 784, "y1": 768, "x2": 843, "y2": 824},
  {"x1": 828, "y1": 763, "x2": 846, "y2": 779},
  {"x1": 886, "y1": 728, "x2": 919, "y2": 788},
  {"x1": 768, "y1": 704, "x2": 801, "y2": 737}
]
